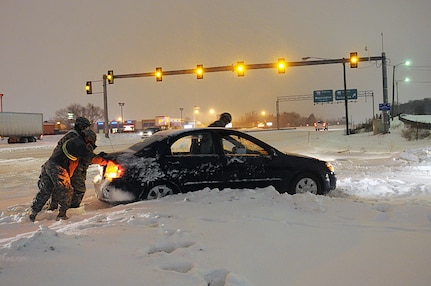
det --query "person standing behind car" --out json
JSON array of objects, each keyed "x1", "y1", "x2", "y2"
[
  {"x1": 29, "y1": 130, "x2": 108, "y2": 221},
  {"x1": 48, "y1": 116, "x2": 91, "y2": 210},
  {"x1": 208, "y1": 112, "x2": 232, "y2": 127}
]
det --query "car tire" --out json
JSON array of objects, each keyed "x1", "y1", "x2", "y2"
[
  {"x1": 144, "y1": 183, "x2": 176, "y2": 200},
  {"x1": 289, "y1": 173, "x2": 321, "y2": 195}
]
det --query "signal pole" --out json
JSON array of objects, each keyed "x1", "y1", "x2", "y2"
[
  {"x1": 103, "y1": 74, "x2": 109, "y2": 138},
  {"x1": 342, "y1": 60, "x2": 349, "y2": 135}
]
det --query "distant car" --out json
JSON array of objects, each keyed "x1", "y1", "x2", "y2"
[
  {"x1": 314, "y1": 121, "x2": 328, "y2": 131},
  {"x1": 94, "y1": 128, "x2": 336, "y2": 204},
  {"x1": 141, "y1": 127, "x2": 161, "y2": 139}
]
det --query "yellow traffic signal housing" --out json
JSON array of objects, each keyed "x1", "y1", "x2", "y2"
[
  {"x1": 277, "y1": 58, "x2": 286, "y2": 74},
  {"x1": 155, "y1": 67, "x2": 162, "y2": 81},
  {"x1": 236, "y1": 61, "x2": 245, "y2": 77},
  {"x1": 350, "y1": 52, "x2": 358, "y2": 68},
  {"x1": 196, "y1": 64, "x2": 204, "y2": 79},
  {"x1": 85, "y1": 81, "x2": 92, "y2": 94},
  {"x1": 107, "y1": 70, "x2": 114, "y2": 84}
]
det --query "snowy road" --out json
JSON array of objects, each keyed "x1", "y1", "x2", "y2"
[{"x1": 1, "y1": 126, "x2": 431, "y2": 286}]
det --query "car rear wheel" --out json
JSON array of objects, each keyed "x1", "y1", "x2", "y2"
[
  {"x1": 145, "y1": 183, "x2": 176, "y2": 200},
  {"x1": 290, "y1": 173, "x2": 321, "y2": 195}
]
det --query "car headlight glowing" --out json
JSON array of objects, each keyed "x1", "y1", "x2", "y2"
[
  {"x1": 104, "y1": 161, "x2": 124, "y2": 179},
  {"x1": 325, "y1": 162, "x2": 335, "y2": 172}
]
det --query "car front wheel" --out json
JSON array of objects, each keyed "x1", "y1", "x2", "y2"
[
  {"x1": 290, "y1": 173, "x2": 321, "y2": 195},
  {"x1": 145, "y1": 183, "x2": 175, "y2": 200}
]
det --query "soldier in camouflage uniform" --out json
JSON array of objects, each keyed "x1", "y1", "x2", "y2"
[
  {"x1": 29, "y1": 130, "x2": 108, "y2": 221},
  {"x1": 48, "y1": 117, "x2": 91, "y2": 210}
]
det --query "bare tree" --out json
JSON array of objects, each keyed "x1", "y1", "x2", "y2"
[{"x1": 55, "y1": 103, "x2": 104, "y2": 130}]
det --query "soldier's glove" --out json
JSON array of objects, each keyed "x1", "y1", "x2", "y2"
[{"x1": 98, "y1": 151, "x2": 108, "y2": 158}]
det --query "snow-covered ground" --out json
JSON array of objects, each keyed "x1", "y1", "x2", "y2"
[{"x1": 1, "y1": 120, "x2": 430, "y2": 286}]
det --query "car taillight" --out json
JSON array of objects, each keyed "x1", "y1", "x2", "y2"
[
  {"x1": 104, "y1": 161, "x2": 124, "y2": 179},
  {"x1": 325, "y1": 162, "x2": 335, "y2": 172}
]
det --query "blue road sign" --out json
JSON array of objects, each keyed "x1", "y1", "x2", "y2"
[
  {"x1": 335, "y1": 89, "x2": 358, "y2": 100},
  {"x1": 313, "y1": 90, "x2": 333, "y2": 103},
  {"x1": 379, "y1": 103, "x2": 391, "y2": 111}
]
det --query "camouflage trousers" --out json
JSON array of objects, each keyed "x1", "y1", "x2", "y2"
[
  {"x1": 30, "y1": 161, "x2": 73, "y2": 215},
  {"x1": 49, "y1": 164, "x2": 88, "y2": 209}
]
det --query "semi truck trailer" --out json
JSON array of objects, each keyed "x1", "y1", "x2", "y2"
[{"x1": 0, "y1": 112, "x2": 43, "y2": 143}]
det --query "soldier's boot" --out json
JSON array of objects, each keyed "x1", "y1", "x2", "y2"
[
  {"x1": 28, "y1": 209, "x2": 37, "y2": 222},
  {"x1": 56, "y1": 210, "x2": 69, "y2": 221}
]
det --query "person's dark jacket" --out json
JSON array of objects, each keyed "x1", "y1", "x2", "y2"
[
  {"x1": 208, "y1": 119, "x2": 227, "y2": 127},
  {"x1": 49, "y1": 135, "x2": 106, "y2": 176}
]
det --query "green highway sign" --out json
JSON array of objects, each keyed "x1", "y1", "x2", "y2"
[
  {"x1": 335, "y1": 89, "x2": 358, "y2": 100},
  {"x1": 313, "y1": 90, "x2": 333, "y2": 103}
]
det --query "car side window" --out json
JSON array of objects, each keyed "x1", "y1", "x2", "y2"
[
  {"x1": 170, "y1": 136, "x2": 192, "y2": 155},
  {"x1": 170, "y1": 133, "x2": 215, "y2": 156},
  {"x1": 222, "y1": 135, "x2": 269, "y2": 156}
]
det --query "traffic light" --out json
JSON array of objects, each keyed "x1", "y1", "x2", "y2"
[
  {"x1": 236, "y1": 61, "x2": 245, "y2": 77},
  {"x1": 196, "y1": 64, "x2": 204, "y2": 79},
  {"x1": 277, "y1": 58, "x2": 286, "y2": 74},
  {"x1": 107, "y1": 70, "x2": 114, "y2": 84},
  {"x1": 155, "y1": 67, "x2": 162, "y2": 82},
  {"x1": 85, "y1": 81, "x2": 92, "y2": 94},
  {"x1": 350, "y1": 52, "x2": 358, "y2": 68}
]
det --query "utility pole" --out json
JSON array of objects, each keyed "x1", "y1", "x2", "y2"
[{"x1": 381, "y1": 52, "x2": 389, "y2": 133}]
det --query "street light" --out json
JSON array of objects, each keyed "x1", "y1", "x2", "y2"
[
  {"x1": 394, "y1": 77, "x2": 410, "y2": 117},
  {"x1": 391, "y1": 60, "x2": 411, "y2": 119},
  {"x1": 209, "y1": 108, "x2": 216, "y2": 122}
]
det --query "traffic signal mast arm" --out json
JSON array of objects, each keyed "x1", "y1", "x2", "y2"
[
  {"x1": 93, "y1": 52, "x2": 388, "y2": 138},
  {"x1": 106, "y1": 55, "x2": 383, "y2": 82}
]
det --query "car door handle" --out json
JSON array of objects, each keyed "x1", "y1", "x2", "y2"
[{"x1": 227, "y1": 157, "x2": 244, "y2": 164}]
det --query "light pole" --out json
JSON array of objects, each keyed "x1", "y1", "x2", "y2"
[
  {"x1": 342, "y1": 59, "x2": 350, "y2": 135},
  {"x1": 118, "y1": 102, "x2": 125, "y2": 131},
  {"x1": 391, "y1": 61, "x2": 410, "y2": 120},
  {"x1": 193, "y1": 106, "x2": 200, "y2": 127},
  {"x1": 394, "y1": 78, "x2": 410, "y2": 116},
  {"x1": 179, "y1": 107, "x2": 184, "y2": 127}
]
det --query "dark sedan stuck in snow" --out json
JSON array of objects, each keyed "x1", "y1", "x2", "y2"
[{"x1": 93, "y1": 128, "x2": 336, "y2": 203}]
